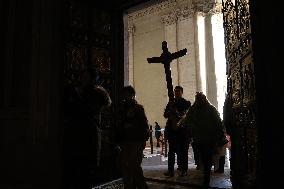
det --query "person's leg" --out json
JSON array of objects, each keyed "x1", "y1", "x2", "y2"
[
  {"x1": 133, "y1": 142, "x2": 148, "y2": 189},
  {"x1": 132, "y1": 141, "x2": 148, "y2": 189},
  {"x1": 182, "y1": 142, "x2": 189, "y2": 175},
  {"x1": 198, "y1": 144, "x2": 213, "y2": 187},
  {"x1": 176, "y1": 142, "x2": 181, "y2": 171},
  {"x1": 156, "y1": 138, "x2": 160, "y2": 147},
  {"x1": 213, "y1": 153, "x2": 220, "y2": 172},
  {"x1": 192, "y1": 141, "x2": 200, "y2": 169},
  {"x1": 217, "y1": 155, "x2": 225, "y2": 173},
  {"x1": 177, "y1": 141, "x2": 188, "y2": 176},
  {"x1": 120, "y1": 143, "x2": 133, "y2": 189}
]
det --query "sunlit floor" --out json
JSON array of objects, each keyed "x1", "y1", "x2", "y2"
[
  {"x1": 143, "y1": 145, "x2": 232, "y2": 189},
  {"x1": 147, "y1": 181, "x2": 197, "y2": 189}
]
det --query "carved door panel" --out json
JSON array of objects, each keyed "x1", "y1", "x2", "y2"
[
  {"x1": 222, "y1": 0, "x2": 257, "y2": 188},
  {"x1": 63, "y1": 0, "x2": 119, "y2": 184}
]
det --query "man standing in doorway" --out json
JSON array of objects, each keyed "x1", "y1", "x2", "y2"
[{"x1": 164, "y1": 86, "x2": 191, "y2": 177}]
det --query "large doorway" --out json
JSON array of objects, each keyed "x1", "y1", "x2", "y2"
[{"x1": 123, "y1": 0, "x2": 230, "y2": 188}]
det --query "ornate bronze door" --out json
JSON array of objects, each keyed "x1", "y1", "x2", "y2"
[
  {"x1": 222, "y1": 0, "x2": 257, "y2": 188},
  {"x1": 63, "y1": 0, "x2": 120, "y2": 184}
]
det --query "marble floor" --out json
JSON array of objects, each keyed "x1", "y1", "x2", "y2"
[{"x1": 142, "y1": 145, "x2": 232, "y2": 189}]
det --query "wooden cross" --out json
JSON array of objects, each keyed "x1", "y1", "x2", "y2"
[
  {"x1": 147, "y1": 41, "x2": 187, "y2": 155},
  {"x1": 147, "y1": 41, "x2": 187, "y2": 104}
]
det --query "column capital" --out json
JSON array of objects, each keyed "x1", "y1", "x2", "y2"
[
  {"x1": 209, "y1": 2, "x2": 222, "y2": 15},
  {"x1": 161, "y1": 11, "x2": 177, "y2": 26},
  {"x1": 128, "y1": 24, "x2": 135, "y2": 35},
  {"x1": 128, "y1": 0, "x2": 177, "y2": 23},
  {"x1": 176, "y1": 6, "x2": 194, "y2": 21},
  {"x1": 193, "y1": 0, "x2": 219, "y2": 14}
]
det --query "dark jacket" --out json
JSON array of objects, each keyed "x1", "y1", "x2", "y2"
[
  {"x1": 117, "y1": 99, "x2": 149, "y2": 142},
  {"x1": 164, "y1": 97, "x2": 191, "y2": 142},
  {"x1": 184, "y1": 103, "x2": 224, "y2": 146},
  {"x1": 154, "y1": 124, "x2": 162, "y2": 138}
]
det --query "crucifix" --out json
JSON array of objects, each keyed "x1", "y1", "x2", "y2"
[{"x1": 147, "y1": 41, "x2": 187, "y2": 128}]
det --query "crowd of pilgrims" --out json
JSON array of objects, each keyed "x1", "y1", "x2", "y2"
[{"x1": 63, "y1": 68, "x2": 231, "y2": 189}]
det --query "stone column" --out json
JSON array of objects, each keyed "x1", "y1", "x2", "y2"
[
  {"x1": 161, "y1": 12, "x2": 179, "y2": 88},
  {"x1": 127, "y1": 24, "x2": 135, "y2": 87},
  {"x1": 210, "y1": 4, "x2": 226, "y2": 113},
  {"x1": 193, "y1": 11, "x2": 202, "y2": 93},
  {"x1": 204, "y1": 12, "x2": 218, "y2": 108},
  {"x1": 176, "y1": 7, "x2": 197, "y2": 100}
]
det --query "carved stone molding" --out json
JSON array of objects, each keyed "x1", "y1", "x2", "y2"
[
  {"x1": 128, "y1": 0, "x2": 221, "y2": 24},
  {"x1": 176, "y1": 6, "x2": 194, "y2": 21},
  {"x1": 128, "y1": 0, "x2": 178, "y2": 23},
  {"x1": 193, "y1": 0, "x2": 216, "y2": 13},
  {"x1": 209, "y1": 2, "x2": 223, "y2": 14},
  {"x1": 161, "y1": 6, "x2": 194, "y2": 25},
  {"x1": 161, "y1": 11, "x2": 177, "y2": 25},
  {"x1": 128, "y1": 25, "x2": 135, "y2": 35}
]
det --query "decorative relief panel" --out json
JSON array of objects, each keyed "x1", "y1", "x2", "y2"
[
  {"x1": 222, "y1": 0, "x2": 257, "y2": 187},
  {"x1": 64, "y1": 43, "x2": 87, "y2": 85},
  {"x1": 222, "y1": 0, "x2": 238, "y2": 57},
  {"x1": 91, "y1": 9, "x2": 111, "y2": 36},
  {"x1": 69, "y1": 1, "x2": 88, "y2": 30},
  {"x1": 65, "y1": 0, "x2": 117, "y2": 185},
  {"x1": 237, "y1": 0, "x2": 251, "y2": 39},
  {"x1": 241, "y1": 53, "x2": 255, "y2": 104},
  {"x1": 246, "y1": 127, "x2": 257, "y2": 177},
  {"x1": 230, "y1": 63, "x2": 242, "y2": 107},
  {"x1": 91, "y1": 47, "x2": 111, "y2": 74},
  {"x1": 90, "y1": 35, "x2": 111, "y2": 48},
  {"x1": 69, "y1": 30, "x2": 89, "y2": 44}
]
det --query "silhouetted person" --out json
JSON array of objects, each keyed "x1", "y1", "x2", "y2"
[
  {"x1": 63, "y1": 68, "x2": 111, "y2": 189},
  {"x1": 116, "y1": 85, "x2": 149, "y2": 189},
  {"x1": 213, "y1": 132, "x2": 230, "y2": 173},
  {"x1": 223, "y1": 93, "x2": 233, "y2": 140},
  {"x1": 184, "y1": 92, "x2": 224, "y2": 187},
  {"x1": 164, "y1": 86, "x2": 191, "y2": 177},
  {"x1": 191, "y1": 139, "x2": 201, "y2": 170},
  {"x1": 214, "y1": 93, "x2": 234, "y2": 174},
  {"x1": 154, "y1": 122, "x2": 162, "y2": 147}
]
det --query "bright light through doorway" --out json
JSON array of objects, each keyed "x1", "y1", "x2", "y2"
[{"x1": 212, "y1": 13, "x2": 227, "y2": 118}]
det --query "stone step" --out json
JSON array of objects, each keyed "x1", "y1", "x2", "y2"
[{"x1": 92, "y1": 178, "x2": 123, "y2": 189}]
